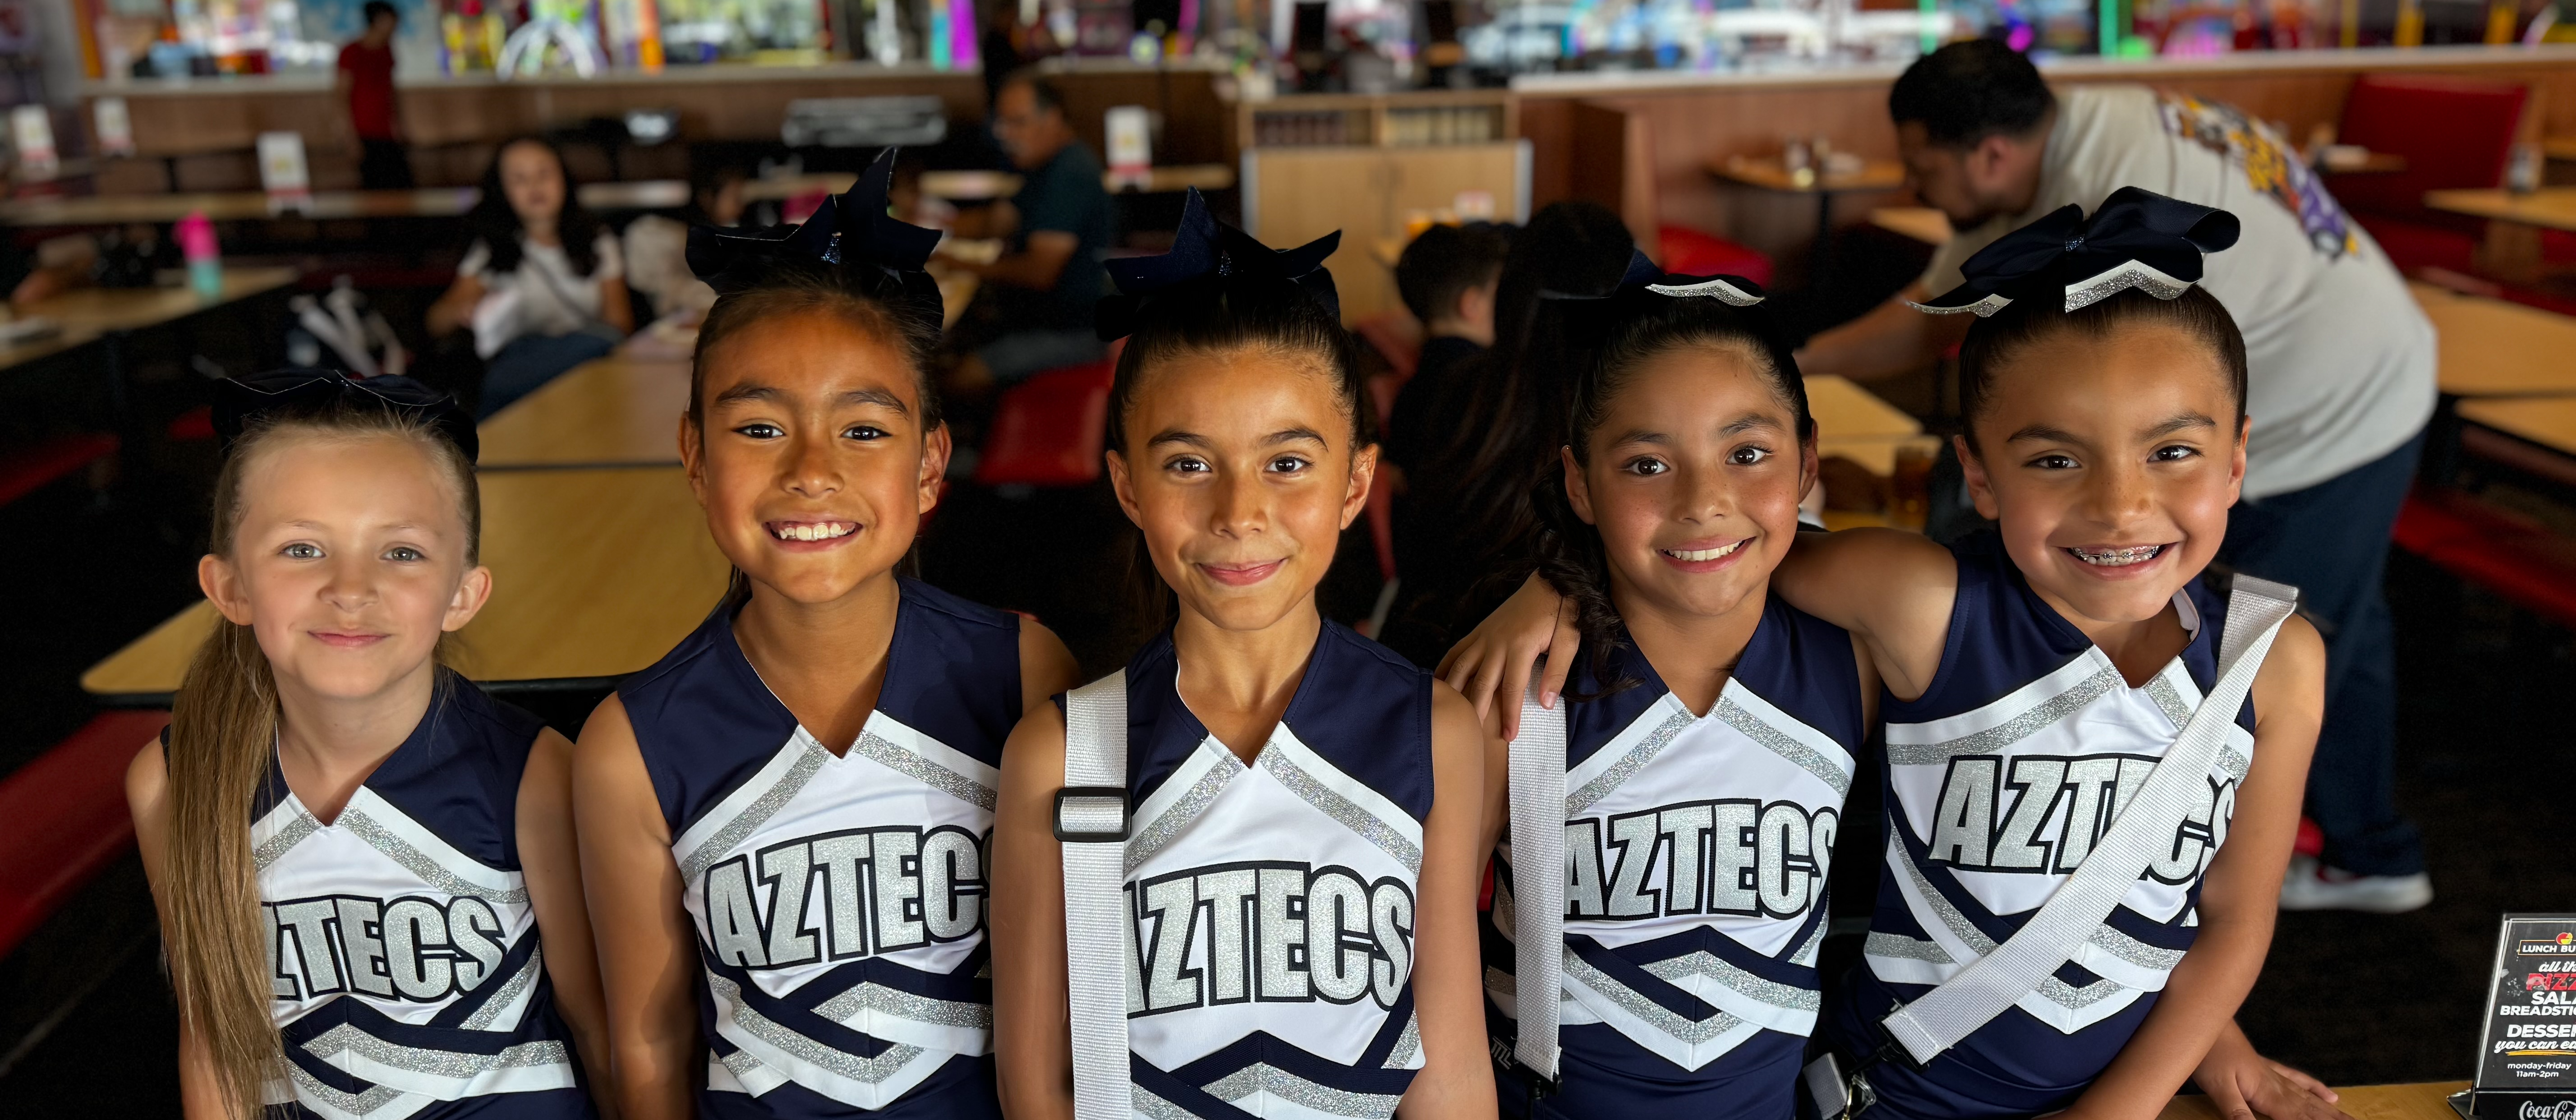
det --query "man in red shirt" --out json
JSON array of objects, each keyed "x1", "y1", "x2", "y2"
[{"x1": 336, "y1": 1, "x2": 409, "y2": 189}]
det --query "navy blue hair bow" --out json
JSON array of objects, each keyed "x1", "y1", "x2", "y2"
[
  {"x1": 686, "y1": 147, "x2": 944, "y2": 317},
  {"x1": 215, "y1": 369, "x2": 478, "y2": 463},
  {"x1": 1911, "y1": 186, "x2": 2240, "y2": 318},
  {"x1": 1540, "y1": 248, "x2": 1768, "y2": 306},
  {"x1": 1096, "y1": 188, "x2": 1340, "y2": 341}
]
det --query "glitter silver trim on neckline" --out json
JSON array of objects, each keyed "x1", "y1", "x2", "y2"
[
  {"x1": 1865, "y1": 931, "x2": 1956, "y2": 964},
  {"x1": 1564, "y1": 951, "x2": 1744, "y2": 1044},
  {"x1": 1259, "y1": 748, "x2": 1421, "y2": 877},
  {"x1": 339, "y1": 808, "x2": 526, "y2": 906},
  {"x1": 1567, "y1": 710, "x2": 1693, "y2": 816},
  {"x1": 255, "y1": 812, "x2": 321, "y2": 872},
  {"x1": 459, "y1": 947, "x2": 543, "y2": 1030},
  {"x1": 1886, "y1": 668, "x2": 2120, "y2": 768},
  {"x1": 301, "y1": 1022, "x2": 570, "y2": 1081},
  {"x1": 710, "y1": 975, "x2": 930, "y2": 1084},
  {"x1": 850, "y1": 731, "x2": 996, "y2": 811},
  {"x1": 1205, "y1": 1062, "x2": 1403, "y2": 1119},
  {"x1": 1714, "y1": 697, "x2": 1852, "y2": 798},
  {"x1": 1126, "y1": 748, "x2": 1246, "y2": 874},
  {"x1": 814, "y1": 982, "x2": 994, "y2": 1031},
  {"x1": 2144, "y1": 675, "x2": 2194, "y2": 728},
  {"x1": 1639, "y1": 950, "x2": 1820, "y2": 1012},
  {"x1": 680, "y1": 743, "x2": 830, "y2": 884}
]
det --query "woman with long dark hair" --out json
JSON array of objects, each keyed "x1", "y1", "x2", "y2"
[{"x1": 428, "y1": 136, "x2": 634, "y2": 416}]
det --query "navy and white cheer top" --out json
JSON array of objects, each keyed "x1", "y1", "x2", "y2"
[
  {"x1": 1104, "y1": 622, "x2": 1433, "y2": 1119},
  {"x1": 618, "y1": 580, "x2": 1022, "y2": 1117},
  {"x1": 1484, "y1": 598, "x2": 1863, "y2": 1116},
  {"x1": 1826, "y1": 534, "x2": 2260, "y2": 1119},
  {"x1": 243, "y1": 673, "x2": 592, "y2": 1120}
]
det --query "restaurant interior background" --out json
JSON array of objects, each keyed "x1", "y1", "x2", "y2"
[{"x1": 0, "y1": 0, "x2": 2567, "y2": 1105}]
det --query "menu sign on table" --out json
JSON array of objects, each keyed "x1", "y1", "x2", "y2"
[{"x1": 2457, "y1": 914, "x2": 2576, "y2": 1118}]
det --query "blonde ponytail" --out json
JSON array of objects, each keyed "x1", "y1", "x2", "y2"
[{"x1": 158, "y1": 399, "x2": 478, "y2": 1119}]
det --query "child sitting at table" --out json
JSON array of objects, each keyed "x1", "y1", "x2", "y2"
[
  {"x1": 1443, "y1": 189, "x2": 2350, "y2": 1120},
  {"x1": 427, "y1": 136, "x2": 635, "y2": 418}
]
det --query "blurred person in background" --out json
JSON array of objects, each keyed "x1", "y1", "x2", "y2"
[
  {"x1": 938, "y1": 70, "x2": 1114, "y2": 414},
  {"x1": 1383, "y1": 221, "x2": 1511, "y2": 489},
  {"x1": 623, "y1": 161, "x2": 750, "y2": 325},
  {"x1": 338, "y1": 1, "x2": 411, "y2": 190},
  {"x1": 428, "y1": 137, "x2": 632, "y2": 418}
]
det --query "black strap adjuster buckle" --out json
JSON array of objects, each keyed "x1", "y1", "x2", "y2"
[{"x1": 1053, "y1": 786, "x2": 1130, "y2": 843}]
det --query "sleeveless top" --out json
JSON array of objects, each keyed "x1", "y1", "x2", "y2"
[
  {"x1": 618, "y1": 580, "x2": 1023, "y2": 1117},
  {"x1": 1825, "y1": 534, "x2": 2262, "y2": 1120},
  {"x1": 1483, "y1": 597, "x2": 1864, "y2": 1116},
  {"x1": 243, "y1": 673, "x2": 593, "y2": 1120},
  {"x1": 1101, "y1": 621, "x2": 1435, "y2": 1120}
]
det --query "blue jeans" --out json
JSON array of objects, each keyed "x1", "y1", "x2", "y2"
[
  {"x1": 479, "y1": 330, "x2": 617, "y2": 419},
  {"x1": 2216, "y1": 431, "x2": 2426, "y2": 876}
]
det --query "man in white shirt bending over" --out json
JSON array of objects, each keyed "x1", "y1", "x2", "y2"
[{"x1": 1800, "y1": 41, "x2": 2438, "y2": 913}]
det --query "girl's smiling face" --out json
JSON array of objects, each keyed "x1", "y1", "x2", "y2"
[
  {"x1": 204, "y1": 433, "x2": 488, "y2": 701},
  {"x1": 1961, "y1": 319, "x2": 2247, "y2": 628},
  {"x1": 685, "y1": 307, "x2": 947, "y2": 607},
  {"x1": 1108, "y1": 346, "x2": 1374, "y2": 635},
  {"x1": 1565, "y1": 342, "x2": 1814, "y2": 629}
]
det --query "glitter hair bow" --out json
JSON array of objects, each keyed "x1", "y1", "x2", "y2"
[
  {"x1": 1095, "y1": 188, "x2": 1340, "y2": 341},
  {"x1": 1539, "y1": 249, "x2": 1769, "y2": 305},
  {"x1": 214, "y1": 369, "x2": 479, "y2": 463},
  {"x1": 1910, "y1": 186, "x2": 2240, "y2": 318},
  {"x1": 686, "y1": 147, "x2": 945, "y2": 325}
]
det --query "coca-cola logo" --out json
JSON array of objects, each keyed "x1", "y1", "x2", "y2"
[{"x1": 2516, "y1": 1100, "x2": 2576, "y2": 1120}]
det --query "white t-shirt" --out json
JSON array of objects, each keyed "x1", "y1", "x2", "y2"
[
  {"x1": 459, "y1": 233, "x2": 625, "y2": 355},
  {"x1": 620, "y1": 215, "x2": 718, "y2": 322},
  {"x1": 1922, "y1": 85, "x2": 2437, "y2": 499}
]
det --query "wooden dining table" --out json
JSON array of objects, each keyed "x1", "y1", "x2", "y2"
[
  {"x1": 81, "y1": 467, "x2": 728, "y2": 703},
  {"x1": 2158, "y1": 1081, "x2": 2467, "y2": 1120},
  {"x1": 2410, "y1": 282, "x2": 2576, "y2": 398},
  {"x1": 476, "y1": 355, "x2": 694, "y2": 470},
  {"x1": 0, "y1": 266, "x2": 300, "y2": 373},
  {"x1": 0, "y1": 182, "x2": 689, "y2": 228}
]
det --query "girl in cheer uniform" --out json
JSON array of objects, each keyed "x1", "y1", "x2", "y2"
[
  {"x1": 1445, "y1": 189, "x2": 2344, "y2": 1120},
  {"x1": 1476, "y1": 259, "x2": 1877, "y2": 1120},
  {"x1": 571, "y1": 149, "x2": 1079, "y2": 1120},
  {"x1": 988, "y1": 190, "x2": 1495, "y2": 1120},
  {"x1": 127, "y1": 372, "x2": 611, "y2": 1119}
]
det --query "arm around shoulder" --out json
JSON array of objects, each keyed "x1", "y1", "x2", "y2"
[{"x1": 1771, "y1": 527, "x2": 1956, "y2": 700}]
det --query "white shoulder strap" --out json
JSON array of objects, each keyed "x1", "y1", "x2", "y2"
[
  {"x1": 1510, "y1": 682, "x2": 1568, "y2": 1083},
  {"x1": 1879, "y1": 576, "x2": 2297, "y2": 1065},
  {"x1": 1059, "y1": 671, "x2": 1131, "y2": 1120}
]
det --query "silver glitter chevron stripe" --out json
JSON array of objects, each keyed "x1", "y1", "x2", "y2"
[
  {"x1": 680, "y1": 743, "x2": 830, "y2": 884},
  {"x1": 1564, "y1": 950, "x2": 1743, "y2": 1044},
  {"x1": 1134, "y1": 1085, "x2": 1199, "y2": 1120},
  {"x1": 1566, "y1": 710, "x2": 1692, "y2": 816},
  {"x1": 460, "y1": 946, "x2": 543, "y2": 1030},
  {"x1": 254, "y1": 812, "x2": 321, "y2": 872},
  {"x1": 1713, "y1": 696, "x2": 1851, "y2": 798},
  {"x1": 301, "y1": 1023, "x2": 571, "y2": 1082},
  {"x1": 711, "y1": 975, "x2": 929, "y2": 1084},
  {"x1": 338, "y1": 809, "x2": 527, "y2": 906},
  {"x1": 284, "y1": 1063, "x2": 412, "y2": 1117},
  {"x1": 1888, "y1": 834, "x2": 2127, "y2": 1012},
  {"x1": 2087, "y1": 925, "x2": 2186, "y2": 973},
  {"x1": 1383, "y1": 1014, "x2": 1421, "y2": 1068},
  {"x1": 1865, "y1": 931, "x2": 1955, "y2": 964},
  {"x1": 1126, "y1": 750, "x2": 1245, "y2": 874},
  {"x1": 1259, "y1": 749, "x2": 1421, "y2": 877},
  {"x1": 721, "y1": 1049, "x2": 768, "y2": 1079},
  {"x1": 1792, "y1": 917, "x2": 1828, "y2": 967},
  {"x1": 1639, "y1": 950, "x2": 1821, "y2": 1012},
  {"x1": 850, "y1": 731, "x2": 996, "y2": 811},
  {"x1": 813, "y1": 982, "x2": 994, "y2": 1030},
  {"x1": 1205, "y1": 1062, "x2": 1403, "y2": 1119},
  {"x1": 1886, "y1": 668, "x2": 2120, "y2": 768}
]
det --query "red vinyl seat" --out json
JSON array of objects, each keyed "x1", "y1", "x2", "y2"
[
  {"x1": 1352, "y1": 312, "x2": 1421, "y2": 380},
  {"x1": 2392, "y1": 485, "x2": 2576, "y2": 630},
  {"x1": 1658, "y1": 226, "x2": 1775, "y2": 287},
  {"x1": 2328, "y1": 74, "x2": 2528, "y2": 273},
  {"x1": 0, "y1": 710, "x2": 170, "y2": 958},
  {"x1": 0, "y1": 433, "x2": 117, "y2": 509},
  {"x1": 972, "y1": 347, "x2": 1121, "y2": 489}
]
